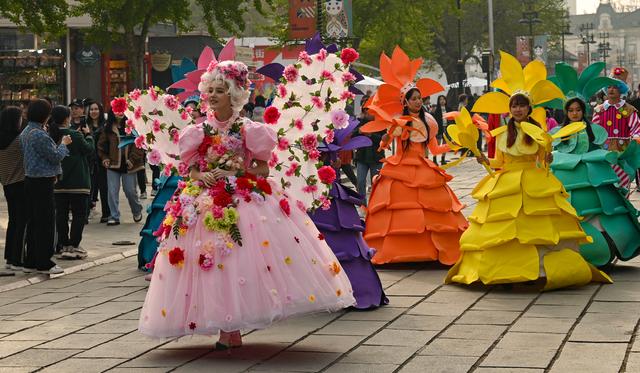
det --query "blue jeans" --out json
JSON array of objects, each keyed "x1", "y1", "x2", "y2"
[
  {"x1": 107, "y1": 169, "x2": 143, "y2": 221},
  {"x1": 356, "y1": 161, "x2": 382, "y2": 204}
]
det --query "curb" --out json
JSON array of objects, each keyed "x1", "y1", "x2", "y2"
[{"x1": 0, "y1": 248, "x2": 139, "y2": 293}]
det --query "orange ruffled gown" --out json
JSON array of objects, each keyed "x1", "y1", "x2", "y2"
[{"x1": 365, "y1": 115, "x2": 468, "y2": 265}]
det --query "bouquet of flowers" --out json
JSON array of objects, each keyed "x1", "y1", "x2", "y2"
[{"x1": 194, "y1": 120, "x2": 245, "y2": 174}]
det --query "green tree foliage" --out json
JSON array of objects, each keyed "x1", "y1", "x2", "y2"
[
  {"x1": 432, "y1": 0, "x2": 566, "y2": 84},
  {"x1": 0, "y1": 0, "x2": 68, "y2": 36},
  {"x1": 73, "y1": 0, "x2": 272, "y2": 88}
]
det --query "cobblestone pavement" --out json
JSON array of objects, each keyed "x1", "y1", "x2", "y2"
[{"x1": 1, "y1": 159, "x2": 640, "y2": 372}]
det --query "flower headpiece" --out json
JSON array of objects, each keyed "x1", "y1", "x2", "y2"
[
  {"x1": 368, "y1": 46, "x2": 444, "y2": 116},
  {"x1": 210, "y1": 61, "x2": 251, "y2": 89},
  {"x1": 472, "y1": 51, "x2": 564, "y2": 116},
  {"x1": 549, "y1": 61, "x2": 619, "y2": 114},
  {"x1": 606, "y1": 66, "x2": 629, "y2": 94}
]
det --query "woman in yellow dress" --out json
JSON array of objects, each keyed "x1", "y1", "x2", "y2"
[{"x1": 445, "y1": 51, "x2": 612, "y2": 290}]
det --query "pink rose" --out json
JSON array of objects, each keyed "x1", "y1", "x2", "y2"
[
  {"x1": 164, "y1": 95, "x2": 179, "y2": 111},
  {"x1": 311, "y1": 96, "x2": 323, "y2": 109},
  {"x1": 299, "y1": 51, "x2": 312, "y2": 65},
  {"x1": 152, "y1": 119, "x2": 161, "y2": 132},
  {"x1": 321, "y1": 70, "x2": 334, "y2": 82},
  {"x1": 178, "y1": 162, "x2": 190, "y2": 176},
  {"x1": 325, "y1": 129, "x2": 335, "y2": 144},
  {"x1": 277, "y1": 137, "x2": 290, "y2": 151},
  {"x1": 278, "y1": 85, "x2": 287, "y2": 98},
  {"x1": 319, "y1": 195, "x2": 331, "y2": 210},
  {"x1": 263, "y1": 106, "x2": 281, "y2": 125},
  {"x1": 285, "y1": 162, "x2": 299, "y2": 177},
  {"x1": 180, "y1": 111, "x2": 189, "y2": 121},
  {"x1": 341, "y1": 72, "x2": 356, "y2": 83},
  {"x1": 318, "y1": 166, "x2": 337, "y2": 184},
  {"x1": 283, "y1": 64, "x2": 298, "y2": 83},
  {"x1": 110, "y1": 97, "x2": 127, "y2": 116},
  {"x1": 129, "y1": 89, "x2": 141, "y2": 101},
  {"x1": 308, "y1": 149, "x2": 320, "y2": 160},
  {"x1": 301, "y1": 134, "x2": 318, "y2": 152},
  {"x1": 330, "y1": 109, "x2": 349, "y2": 129},
  {"x1": 134, "y1": 135, "x2": 146, "y2": 149},
  {"x1": 149, "y1": 87, "x2": 158, "y2": 101},
  {"x1": 147, "y1": 149, "x2": 162, "y2": 165},
  {"x1": 268, "y1": 152, "x2": 279, "y2": 168},
  {"x1": 134, "y1": 106, "x2": 143, "y2": 120},
  {"x1": 340, "y1": 91, "x2": 356, "y2": 101},
  {"x1": 316, "y1": 48, "x2": 327, "y2": 61},
  {"x1": 294, "y1": 119, "x2": 303, "y2": 130},
  {"x1": 302, "y1": 184, "x2": 318, "y2": 193}
]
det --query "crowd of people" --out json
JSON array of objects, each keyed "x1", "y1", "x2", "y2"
[{"x1": 0, "y1": 97, "x2": 158, "y2": 274}]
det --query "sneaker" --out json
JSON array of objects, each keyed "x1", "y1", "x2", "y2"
[
  {"x1": 150, "y1": 189, "x2": 157, "y2": 197},
  {"x1": 107, "y1": 218, "x2": 120, "y2": 226},
  {"x1": 100, "y1": 217, "x2": 110, "y2": 223},
  {"x1": 62, "y1": 246, "x2": 88, "y2": 260},
  {"x1": 22, "y1": 267, "x2": 35, "y2": 273},
  {"x1": 140, "y1": 192, "x2": 147, "y2": 199},
  {"x1": 10, "y1": 265, "x2": 24, "y2": 271},
  {"x1": 39, "y1": 265, "x2": 64, "y2": 275},
  {"x1": 133, "y1": 213, "x2": 143, "y2": 223}
]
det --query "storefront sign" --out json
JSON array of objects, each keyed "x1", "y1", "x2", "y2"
[
  {"x1": 325, "y1": 0, "x2": 353, "y2": 39},
  {"x1": 289, "y1": 0, "x2": 317, "y2": 40},
  {"x1": 75, "y1": 46, "x2": 100, "y2": 66},
  {"x1": 151, "y1": 52, "x2": 172, "y2": 71}
]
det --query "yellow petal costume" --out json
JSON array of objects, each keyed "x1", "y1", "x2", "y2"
[{"x1": 445, "y1": 51, "x2": 611, "y2": 290}]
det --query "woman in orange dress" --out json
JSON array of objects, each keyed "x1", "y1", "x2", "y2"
[{"x1": 361, "y1": 48, "x2": 468, "y2": 265}]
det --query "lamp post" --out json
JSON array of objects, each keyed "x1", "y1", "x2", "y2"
[
  {"x1": 560, "y1": 9, "x2": 572, "y2": 62},
  {"x1": 456, "y1": 0, "x2": 466, "y2": 96},
  {"x1": 598, "y1": 32, "x2": 611, "y2": 75},
  {"x1": 519, "y1": 0, "x2": 541, "y2": 61},
  {"x1": 580, "y1": 23, "x2": 596, "y2": 64}
]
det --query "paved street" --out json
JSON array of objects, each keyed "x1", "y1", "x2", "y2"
[{"x1": 0, "y1": 159, "x2": 639, "y2": 372}]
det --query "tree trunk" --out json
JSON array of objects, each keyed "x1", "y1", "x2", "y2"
[{"x1": 124, "y1": 31, "x2": 144, "y2": 89}]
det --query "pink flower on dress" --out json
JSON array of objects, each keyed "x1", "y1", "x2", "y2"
[
  {"x1": 296, "y1": 200, "x2": 306, "y2": 212},
  {"x1": 277, "y1": 137, "x2": 290, "y2": 151},
  {"x1": 263, "y1": 106, "x2": 281, "y2": 125},
  {"x1": 283, "y1": 64, "x2": 298, "y2": 83},
  {"x1": 301, "y1": 134, "x2": 318, "y2": 152},
  {"x1": 316, "y1": 48, "x2": 327, "y2": 61},
  {"x1": 318, "y1": 166, "x2": 337, "y2": 184},
  {"x1": 152, "y1": 119, "x2": 161, "y2": 132},
  {"x1": 330, "y1": 109, "x2": 349, "y2": 129},
  {"x1": 134, "y1": 135, "x2": 146, "y2": 149},
  {"x1": 126, "y1": 118, "x2": 134, "y2": 128},
  {"x1": 294, "y1": 119, "x2": 304, "y2": 130},
  {"x1": 340, "y1": 48, "x2": 360, "y2": 65},
  {"x1": 319, "y1": 195, "x2": 331, "y2": 210},
  {"x1": 149, "y1": 87, "x2": 159, "y2": 101},
  {"x1": 299, "y1": 51, "x2": 312, "y2": 65},
  {"x1": 162, "y1": 164, "x2": 172, "y2": 176},
  {"x1": 311, "y1": 96, "x2": 324, "y2": 109},
  {"x1": 164, "y1": 95, "x2": 180, "y2": 111},
  {"x1": 341, "y1": 91, "x2": 356, "y2": 101},
  {"x1": 110, "y1": 97, "x2": 127, "y2": 115},
  {"x1": 134, "y1": 106, "x2": 143, "y2": 120},
  {"x1": 285, "y1": 162, "x2": 299, "y2": 177},
  {"x1": 302, "y1": 184, "x2": 318, "y2": 193},
  {"x1": 212, "y1": 205, "x2": 224, "y2": 219},
  {"x1": 129, "y1": 89, "x2": 141, "y2": 101},
  {"x1": 341, "y1": 72, "x2": 356, "y2": 83},
  {"x1": 198, "y1": 253, "x2": 214, "y2": 270},
  {"x1": 325, "y1": 129, "x2": 335, "y2": 144},
  {"x1": 268, "y1": 152, "x2": 279, "y2": 168},
  {"x1": 278, "y1": 84, "x2": 287, "y2": 98},
  {"x1": 180, "y1": 111, "x2": 189, "y2": 121},
  {"x1": 321, "y1": 70, "x2": 334, "y2": 82},
  {"x1": 147, "y1": 149, "x2": 162, "y2": 165},
  {"x1": 124, "y1": 126, "x2": 132, "y2": 135},
  {"x1": 171, "y1": 129, "x2": 179, "y2": 144},
  {"x1": 177, "y1": 162, "x2": 190, "y2": 177},
  {"x1": 308, "y1": 149, "x2": 320, "y2": 160}
]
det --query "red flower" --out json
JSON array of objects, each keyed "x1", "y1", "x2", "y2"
[
  {"x1": 188, "y1": 322, "x2": 196, "y2": 330},
  {"x1": 317, "y1": 166, "x2": 337, "y2": 184},
  {"x1": 340, "y1": 48, "x2": 360, "y2": 65},
  {"x1": 256, "y1": 178, "x2": 272, "y2": 195},
  {"x1": 110, "y1": 97, "x2": 127, "y2": 116},
  {"x1": 213, "y1": 191, "x2": 233, "y2": 207},
  {"x1": 318, "y1": 233, "x2": 325, "y2": 240},
  {"x1": 197, "y1": 136, "x2": 213, "y2": 155},
  {"x1": 236, "y1": 177, "x2": 252, "y2": 191},
  {"x1": 168, "y1": 247, "x2": 185, "y2": 266},
  {"x1": 279, "y1": 198, "x2": 291, "y2": 216},
  {"x1": 263, "y1": 106, "x2": 281, "y2": 125}
]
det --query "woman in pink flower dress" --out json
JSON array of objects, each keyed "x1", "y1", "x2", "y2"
[{"x1": 138, "y1": 61, "x2": 355, "y2": 348}]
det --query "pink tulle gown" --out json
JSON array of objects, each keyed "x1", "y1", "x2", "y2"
[{"x1": 138, "y1": 114, "x2": 355, "y2": 338}]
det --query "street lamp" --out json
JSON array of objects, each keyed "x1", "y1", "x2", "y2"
[
  {"x1": 519, "y1": 0, "x2": 542, "y2": 60},
  {"x1": 456, "y1": 0, "x2": 466, "y2": 96},
  {"x1": 579, "y1": 23, "x2": 596, "y2": 64},
  {"x1": 560, "y1": 9, "x2": 572, "y2": 62},
  {"x1": 598, "y1": 32, "x2": 611, "y2": 75}
]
